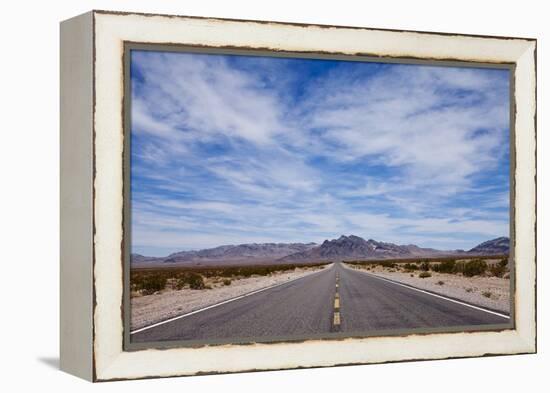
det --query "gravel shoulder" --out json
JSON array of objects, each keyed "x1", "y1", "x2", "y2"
[
  {"x1": 131, "y1": 264, "x2": 331, "y2": 330},
  {"x1": 345, "y1": 264, "x2": 510, "y2": 314}
]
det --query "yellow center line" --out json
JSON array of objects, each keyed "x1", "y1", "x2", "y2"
[{"x1": 333, "y1": 270, "x2": 341, "y2": 329}]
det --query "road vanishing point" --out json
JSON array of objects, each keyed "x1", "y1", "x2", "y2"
[{"x1": 130, "y1": 262, "x2": 510, "y2": 343}]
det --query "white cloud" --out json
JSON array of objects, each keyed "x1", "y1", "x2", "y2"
[
  {"x1": 132, "y1": 51, "x2": 289, "y2": 146},
  {"x1": 305, "y1": 65, "x2": 508, "y2": 190}
]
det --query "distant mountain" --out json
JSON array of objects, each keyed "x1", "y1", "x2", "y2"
[
  {"x1": 468, "y1": 237, "x2": 509, "y2": 255},
  {"x1": 131, "y1": 242, "x2": 317, "y2": 266},
  {"x1": 279, "y1": 235, "x2": 441, "y2": 262},
  {"x1": 130, "y1": 254, "x2": 161, "y2": 264},
  {"x1": 131, "y1": 235, "x2": 510, "y2": 266},
  {"x1": 164, "y1": 242, "x2": 317, "y2": 263}
]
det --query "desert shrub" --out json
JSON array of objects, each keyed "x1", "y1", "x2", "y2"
[
  {"x1": 138, "y1": 274, "x2": 167, "y2": 295},
  {"x1": 420, "y1": 261, "x2": 430, "y2": 271},
  {"x1": 175, "y1": 277, "x2": 186, "y2": 290},
  {"x1": 482, "y1": 291, "x2": 492, "y2": 298},
  {"x1": 223, "y1": 279, "x2": 232, "y2": 286},
  {"x1": 187, "y1": 273, "x2": 205, "y2": 289},
  {"x1": 490, "y1": 258, "x2": 509, "y2": 278},
  {"x1": 489, "y1": 264, "x2": 506, "y2": 277},
  {"x1": 378, "y1": 261, "x2": 396, "y2": 268},
  {"x1": 465, "y1": 288, "x2": 473, "y2": 293},
  {"x1": 419, "y1": 272, "x2": 431, "y2": 278},
  {"x1": 404, "y1": 263, "x2": 418, "y2": 270},
  {"x1": 462, "y1": 259, "x2": 488, "y2": 277},
  {"x1": 410, "y1": 274, "x2": 414, "y2": 277},
  {"x1": 175, "y1": 272, "x2": 205, "y2": 290},
  {"x1": 453, "y1": 262, "x2": 465, "y2": 274},
  {"x1": 435, "y1": 260, "x2": 456, "y2": 274},
  {"x1": 436, "y1": 280, "x2": 445, "y2": 285}
]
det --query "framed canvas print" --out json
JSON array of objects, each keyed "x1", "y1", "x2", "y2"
[{"x1": 60, "y1": 10, "x2": 537, "y2": 382}]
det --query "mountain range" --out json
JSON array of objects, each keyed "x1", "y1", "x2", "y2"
[
  {"x1": 467, "y1": 236, "x2": 510, "y2": 254},
  {"x1": 131, "y1": 235, "x2": 509, "y2": 267}
]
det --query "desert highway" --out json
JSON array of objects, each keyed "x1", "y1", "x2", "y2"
[{"x1": 131, "y1": 262, "x2": 509, "y2": 343}]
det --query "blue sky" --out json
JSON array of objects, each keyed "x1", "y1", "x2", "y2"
[{"x1": 130, "y1": 50, "x2": 510, "y2": 256}]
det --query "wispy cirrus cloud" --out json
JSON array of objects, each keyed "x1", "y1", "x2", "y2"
[{"x1": 130, "y1": 50, "x2": 510, "y2": 256}]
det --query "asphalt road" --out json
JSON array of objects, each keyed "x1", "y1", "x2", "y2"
[{"x1": 131, "y1": 262, "x2": 509, "y2": 343}]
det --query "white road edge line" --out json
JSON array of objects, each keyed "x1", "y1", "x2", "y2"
[
  {"x1": 130, "y1": 263, "x2": 334, "y2": 335},
  {"x1": 344, "y1": 264, "x2": 510, "y2": 319}
]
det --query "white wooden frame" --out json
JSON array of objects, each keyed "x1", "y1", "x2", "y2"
[{"x1": 60, "y1": 10, "x2": 536, "y2": 382}]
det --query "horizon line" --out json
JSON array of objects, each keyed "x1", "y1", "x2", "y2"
[{"x1": 131, "y1": 234, "x2": 509, "y2": 258}]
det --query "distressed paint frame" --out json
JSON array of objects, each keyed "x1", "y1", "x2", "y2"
[{"x1": 60, "y1": 10, "x2": 536, "y2": 382}]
